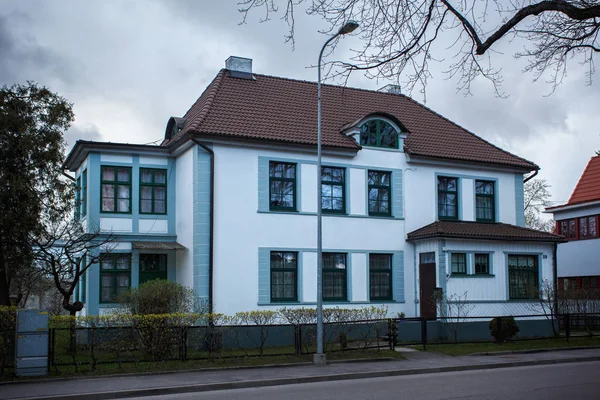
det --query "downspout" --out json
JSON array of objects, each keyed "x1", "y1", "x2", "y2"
[
  {"x1": 188, "y1": 135, "x2": 215, "y2": 316},
  {"x1": 62, "y1": 171, "x2": 76, "y2": 182},
  {"x1": 552, "y1": 242, "x2": 558, "y2": 317},
  {"x1": 523, "y1": 169, "x2": 538, "y2": 183}
]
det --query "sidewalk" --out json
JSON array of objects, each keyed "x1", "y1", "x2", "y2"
[{"x1": 2, "y1": 348, "x2": 600, "y2": 400}]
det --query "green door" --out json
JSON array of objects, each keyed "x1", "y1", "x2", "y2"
[{"x1": 139, "y1": 254, "x2": 167, "y2": 284}]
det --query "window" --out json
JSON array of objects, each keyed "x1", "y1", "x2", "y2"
[
  {"x1": 474, "y1": 253, "x2": 490, "y2": 274},
  {"x1": 508, "y1": 255, "x2": 538, "y2": 300},
  {"x1": 81, "y1": 169, "x2": 87, "y2": 217},
  {"x1": 369, "y1": 254, "x2": 392, "y2": 300},
  {"x1": 100, "y1": 254, "x2": 131, "y2": 303},
  {"x1": 139, "y1": 254, "x2": 167, "y2": 284},
  {"x1": 368, "y1": 170, "x2": 391, "y2": 216},
  {"x1": 75, "y1": 176, "x2": 81, "y2": 220},
  {"x1": 321, "y1": 167, "x2": 345, "y2": 213},
  {"x1": 419, "y1": 252, "x2": 436, "y2": 264},
  {"x1": 269, "y1": 162, "x2": 296, "y2": 211},
  {"x1": 359, "y1": 119, "x2": 399, "y2": 149},
  {"x1": 323, "y1": 253, "x2": 347, "y2": 301},
  {"x1": 475, "y1": 180, "x2": 495, "y2": 222},
  {"x1": 438, "y1": 177, "x2": 458, "y2": 220},
  {"x1": 270, "y1": 251, "x2": 298, "y2": 302},
  {"x1": 451, "y1": 253, "x2": 466, "y2": 275},
  {"x1": 559, "y1": 219, "x2": 577, "y2": 240},
  {"x1": 140, "y1": 168, "x2": 167, "y2": 214},
  {"x1": 101, "y1": 166, "x2": 132, "y2": 213},
  {"x1": 579, "y1": 216, "x2": 597, "y2": 239}
]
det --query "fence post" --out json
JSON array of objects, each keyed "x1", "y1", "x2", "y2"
[
  {"x1": 564, "y1": 314, "x2": 571, "y2": 341},
  {"x1": 421, "y1": 318, "x2": 428, "y2": 351}
]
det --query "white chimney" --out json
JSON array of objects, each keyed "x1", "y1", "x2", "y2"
[
  {"x1": 378, "y1": 84, "x2": 402, "y2": 95},
  {"x1": 225, "y1": 56, "x2": 253, "y2": 79}
]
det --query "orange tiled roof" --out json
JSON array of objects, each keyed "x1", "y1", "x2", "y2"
[{"x1": 566, "y1": 155, "x2": 600, "y2": 206}]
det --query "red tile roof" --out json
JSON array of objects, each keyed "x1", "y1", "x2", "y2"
[
  {"x1": 165, "y1": 70, "x2": 538, "y2": 170},
  {"x1": 407, "y1": 221, "x2": 565, "y2": 242},
  {"x1": 565, "y1": 155, "x2": 600, "y2": 206}
]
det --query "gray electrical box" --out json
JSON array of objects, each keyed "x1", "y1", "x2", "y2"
[{"x1": 15, "y1": 310, "x2": 49, "y2": 376}]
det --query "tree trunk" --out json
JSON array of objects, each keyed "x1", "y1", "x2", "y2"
[
  {"x1": 69, "y1": 309, "x2": 77, "y2": 355},
  {"x1": 0, "y1": 239, "x2": 11, "y2": 306}
]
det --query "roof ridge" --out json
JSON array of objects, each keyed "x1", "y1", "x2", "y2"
[{"x1": 567, "y1": 154, "x2": 600, "y2": 205}]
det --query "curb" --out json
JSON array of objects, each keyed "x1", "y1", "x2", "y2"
[
  {"x1": 23, "y1": 356, "x2": 600, "y2": 400},
  {"x1": 470, "y1": 345, "x2": 600, "y2": 356}
]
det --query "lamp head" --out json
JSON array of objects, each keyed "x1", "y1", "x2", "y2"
[{"x1": 338, "y1": 20, "x2": 359, "y2": 35}]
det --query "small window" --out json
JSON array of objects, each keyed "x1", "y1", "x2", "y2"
[
  {"x1": 451, "y1": 253, "x2": 466, "y2": 274},
  {"x1": 269, "y1": 162, "x2": 296, "y2": 211},
  {"x1": 475, "y1": 180, "x2": 495, "y2": 222},
  {"x1": 323, "y1": 253, "x2": 347, "y2": 301},
  {"x1": 474, "y1": 253, "x2": 490, "y2": 274},
  {"x1": 419, "y1": 252, "x2": 436, "y2": 264},
  {"x1": 81, "y1": 169, "x2": 87, "y2": 217},
  {"x1": 438, "y1": 177, "x2": 458, "y2": 220},
  {"x1": 321, "y1": 166, "x2": 345, "y2": 213},
  {"x1": 508, "y1": 255, "x2": 538, "y2": 300},
  {"x1": 368, "y1": 170, "x2": 391, "y2": 216},
  {"x1": 559, "y1": 219, "x2": 577, "y2": 240},
  {"x1": 100, "y1": 254, "x2": 131, "y2": 303},
  {"x1": 101, "y1": 166, "x2": 132, "y2": 213},
  {"x1": 369, "y1": 254, "x2": 392, "y2": 301},
  {"x1": 359, "y1": 119, "x2": 399, "y2": 149},
  {"x1": 270, "y1": 251, "x2": 298, "y2": 302},
  {"x1": 140, "y1": 168, "x2": 167, "y2": 214}
]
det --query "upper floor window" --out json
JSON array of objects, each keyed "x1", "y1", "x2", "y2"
[
  {"x1": 101, "y1": 166, "x2": 132, "y2": 213},
  {"x1": 269, "y1": 162, "x2": 296, "y2": 211},
  {"x1": 359, "y1": 119, "x2": 399, "y2": 149},
  {"x1": 579, "y1": 216, "x2": 597, "y2": 239},
  {"x1": 438, "y1": 176, "x2": 458, "y2": 220},
  {"x1": 559, "y1": 216, "x2": 598, "y2": 240},
  {"x1": 321, "y1": 166, "x2": 345, "y2": 213},
  {"x1": 368, "y1": 170, "x2": 391, "y2": 216},
  {"x1": 475, "y1": 180, "x2": 495, "y2": 222},
  {"x1": 140, "y1": 168, "x2": 167, "y2": 214},
  {"x1": 81, "y1": 169, "x2": 87, "y2": 217},
  {"x1": 75, "y1": 176, "x2": 81, "y2": 220}
]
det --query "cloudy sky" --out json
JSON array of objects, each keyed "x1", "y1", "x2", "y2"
[{"x1": 1, "y1": 0, "x2": 598, "y2": 207}]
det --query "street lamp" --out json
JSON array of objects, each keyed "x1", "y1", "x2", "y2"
[{"x1": 315, "y1": 20, "x2": 359, "y2": 366}]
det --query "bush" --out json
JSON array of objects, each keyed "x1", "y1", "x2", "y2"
[
  {"x1": 119, "y1": 280, "x2": 195, "y2": 315},
  {"x1": 489, "y1": 317, "x2": 520, "y2": 342}
]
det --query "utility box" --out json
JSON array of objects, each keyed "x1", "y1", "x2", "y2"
[{"x1": 15, "y1": 310, "x2": 48, "y2": 376}]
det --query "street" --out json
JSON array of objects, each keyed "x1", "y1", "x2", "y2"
[{"x1": 132, "y1": 361, "x2": 600, "y2": 400}]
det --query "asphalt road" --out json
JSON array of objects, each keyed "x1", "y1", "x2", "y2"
[{"x1": 131, "y1": 361, "x2": 600, "y2": 400}]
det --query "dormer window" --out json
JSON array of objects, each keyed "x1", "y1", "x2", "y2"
[{"x1": 359, "y1": 119, "x2": 399, "y2": 149}]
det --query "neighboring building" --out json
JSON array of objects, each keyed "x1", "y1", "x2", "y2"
[
  {"x1": 64, "y1": 56, "x2": 564, "y2": 318},
  {"x1": 546, "y1": 155, "x2": 600, "y2": 292}
]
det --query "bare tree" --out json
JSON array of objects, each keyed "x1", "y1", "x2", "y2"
[
  {"x1": 240, "y1": 0, "x2": 600, "y2": 95},
  {"x1": 524, "y1": 178, "x2": 554, "y2": 232},
  {"x1": 434, "y1": 287, "x2": 474, "y2": 343}
]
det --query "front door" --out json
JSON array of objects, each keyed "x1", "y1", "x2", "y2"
[
  {"x1": 139, "y1": 254, "x2": 168, "y2": 284},
  {"x1": 419, "y1": 252, "x2": 437, "y2": 319}
]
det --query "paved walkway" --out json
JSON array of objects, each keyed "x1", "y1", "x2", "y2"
[{"x1": 1, "y1": 348, "x2": 600, "y2": 399}]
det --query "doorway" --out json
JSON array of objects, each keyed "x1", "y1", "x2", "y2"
[{"x1": 419, "y1": 252, "x2": 437, "y2": 319}]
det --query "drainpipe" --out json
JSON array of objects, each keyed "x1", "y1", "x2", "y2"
[
  {"x1": 552, "y1": 242, "x2": 558, "y2": 317},
  {"x1": 62, "y1": 171, "x2": 76, "y2": 182},
  {"x1": 188, "y1": 135, "x2": 215, "y2": 316},
  {"x1": 523, "y1": 169, "x2": 538, "y2": 183}
]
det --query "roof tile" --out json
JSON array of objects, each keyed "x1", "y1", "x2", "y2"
[{"x1": 566, "y1": 155, "x2": 600, "y2": 206}]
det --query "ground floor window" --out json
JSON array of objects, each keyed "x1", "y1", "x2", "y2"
[
  {"x1": 450, "y1": 253, "x2": 467, "y2": 275},
  {"x1": 270, "y1": 251, "x2": 298, "y2": 302},
  {"x1": 508, "y1": 255, "x2": 538, "y2": 299},
  {"x1": 474, "y1": 253, "x2": 490, "y2": 274},
  {"x1": 100, "y1": 254, "x2": 131, "y2": 303},
  {"x1": 323, "y1": 253, "x2": 347, "y2": 301},
  {"x1": 139, "y1": 254, "x2": 167, "y2": 284},
  {"x1": 369, "y1": 254, "x2": 392, "y2": 300}
]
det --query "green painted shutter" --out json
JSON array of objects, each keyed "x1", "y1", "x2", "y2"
[
  {"x1": 258, "y1": 158, "x2": 269, "y2": 212},
  {"x1": 258, "y1": 248, "x2": 270, "y2": 303},
  {"x1": 392, "y1": 170, "x2": 403, "y2": 218},
  {"x1": 392, "y1": 251, "x2": 404, "y2": 302}
]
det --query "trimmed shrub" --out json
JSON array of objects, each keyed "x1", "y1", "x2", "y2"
[
  {"x1": 119, "y1": 280, "x2": 195, "y2": 315},
  {"x1": 489, "y1": 317, "x2": 520, "y2": 342}
]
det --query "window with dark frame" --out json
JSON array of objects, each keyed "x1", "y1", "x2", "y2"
[
  {"x1": 101, "y1": 166, "x2": 132, "y2": 213},
  {"x1": 359, "y1": 119, "x2": 399, "y2": 149},
  {"x1": 474, "y1": 253, "x2": 490, "y2": 274},
  {"x1": 368, "y1": 170, "x2": 391, "y2": 216},
  {"x1": 451, "y1": 253, "x2": 467, "y2": 274},
  {"x1": 475, "y1": 180, "x2": 495, "y2": 222},
  {"x1": 81, "y1": 169, "x2": 87, "y2": 217},
  {"x1": 75, "y1": 176, "x2": 81, "y2": 220},
  {"x1": 269, "y1": 162, "x2": 296, "y2": 211},
  {"x1": 438, "y1": 177, "x2": 458, "y2": 220},
  {"x1": 508, "y1": 255, "x2": 539, "y2": 300},
  {"x1": 559, "y1": 216, "x2": 598, "y2": 241},
  {"x1": 321, "y1": 166, "x2": 345, "y2": 213},
  {"x1": 369, "y1": 254, "x2": 392, "y2": 300},
  {"x1": 100, "y1": 254, "x2": 131, "y2": 303},
  {"x1": 270, "y1": 251, "x2": 298, "y2": 302},
  {"x1": 579, "y1": 216, "x2": 597, "y2": 239},
  {"x1": 140, "y1": 168, "x2": 167, "y2": 214},
  {"x1": 323, "y1": 253, "x2": 347, "y2": 301}
]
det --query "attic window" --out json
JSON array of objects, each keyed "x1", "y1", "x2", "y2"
[{"x1": 359, "y1": 119, "x2": 399, "y2": 149}]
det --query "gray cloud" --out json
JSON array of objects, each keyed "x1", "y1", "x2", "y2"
[{"x1": 63, "y1": 124, "x2": 103, "y2": 152}]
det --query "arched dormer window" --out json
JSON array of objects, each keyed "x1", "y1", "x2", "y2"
[{"x1": 359, "y1": 119, "x2": 399, "y2": 149}]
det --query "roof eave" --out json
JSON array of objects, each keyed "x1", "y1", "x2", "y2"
[
  {"x1": 545, "y1": 199, "x2": 600, "y2": 213},
  {"x1": 407, "y1": 233, "x2": 566, "y2": 243},
  {"x1": 405, "y1": 151, "x2": 538, "y2": 173},
  {"x1": 64, "y1": 141, "x2": 171, "y2": 171}
]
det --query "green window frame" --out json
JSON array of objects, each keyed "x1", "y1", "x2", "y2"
[
  {"x1": 269, "y1": 161, "x2": 296, "y2": 211},
  {"x1": 359, "y1": 119, "x2": 399, "y2": 149},
  {"x1": 323, "y1": 253, "x2": 347, "y2": 301},
  {"x1": 451, "y1": 253, "x2": 467, "y2": 275},
  {"x1": 321, "y1": 166, "x2": 345, "y2": 213},
  {"x1": 75, "y1": 176, "x2": 81, "y2": 221},
  {"x1": 270, "y1": 251, "x2": 298, "y2": 302},
  {"x1": 475, "y1": 180, "x2": 495, "y2": 222},
  {"x1": 140, "y1": 168, "x2": 167, "y2": 214},
  {"x1": 474, "y1": 253, "x2": 490, "y2": 274},
  {"x1": 99, "y1": 254, "x2": 131, "y2": 303},
  {"x1": 81, "y1": 169, "x2": 87, "y2": 217},
  {"x1": 508, "y1": 255, "x2": 539, "y2": 300},
  {"x1": 438, "y1": 176, "x2": 458, "y2": 220},
  {"x1": 369, "y1": 254, "x2": 392, "y2": 301},
  {"x1": 368, "y1": 170, "x2": 391, "y2": 216},
  {"x1": 101, "y1": 166, "x2": 132, "y2": 213}
]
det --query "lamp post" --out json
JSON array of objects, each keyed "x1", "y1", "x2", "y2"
[{"x1": 315, "y1": 20, "x2": 359, "y2": 366}]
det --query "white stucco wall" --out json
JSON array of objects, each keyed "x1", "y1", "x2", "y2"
[{"x1": 175, "y1": 147, "x2": 194, "y2": 287}]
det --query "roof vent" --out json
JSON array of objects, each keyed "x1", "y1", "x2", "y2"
[
  {"x1": 225, "y1": 56, "x2": 253, "y2": 79},
  {"x1": 378, "y1": 84, "x2": 402, "y2": 95}
]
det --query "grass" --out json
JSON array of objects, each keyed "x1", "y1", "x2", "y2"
[{"x1": 413, "y1": 335, "x2": 600, "y2": 356}]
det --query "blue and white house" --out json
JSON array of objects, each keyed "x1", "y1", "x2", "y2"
[{"x1": 65, "y1": 56, "x2": 564, "y2": 318}]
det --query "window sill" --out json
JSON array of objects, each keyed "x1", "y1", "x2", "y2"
[{"x1": 450, "y1": 274, "x2": 495, "y2": 278}]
